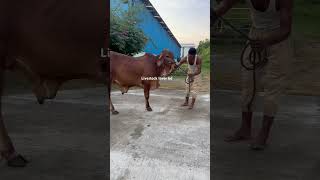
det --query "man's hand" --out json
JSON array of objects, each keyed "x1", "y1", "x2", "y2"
[
  {"x1": 188, "y1": 73, "x2": 195, "y2": 78},
  {"x1": 250, "y1": 39, "x2": 267, "y2": 53}
]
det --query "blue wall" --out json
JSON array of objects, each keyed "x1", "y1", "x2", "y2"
[{"x1": 111, "y1": 0, "x2": 181, "y2": 59}]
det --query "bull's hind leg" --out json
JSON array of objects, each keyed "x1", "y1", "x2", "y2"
[
  {"x1": 144, "y1": 85, "x2": 152, "y2": 111},
  {"x1": 109, "y1": 82, "x2": 119, "y2": 115}
]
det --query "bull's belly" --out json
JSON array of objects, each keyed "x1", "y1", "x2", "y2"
[
  {"x1": 113, "y1": 77, "x2": 143, "y2": 88},
  {"x1": 9, "y1": 55, "x2": 101, "y2": 80},
  {"x1": 7, "y1": 0, "x2": 106, "y2": 80},
  {"x1": 112, "y1": 75, "x2": 160, "y2": 92}
]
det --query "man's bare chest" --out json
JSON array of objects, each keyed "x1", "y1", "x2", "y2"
[{"x1": 250, "y1": 0, "x2": 280, "y2": 12}]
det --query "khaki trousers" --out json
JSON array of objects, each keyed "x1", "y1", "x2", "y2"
[
  {"x1": 185, "y1": 74, "x2": 202, "y2": 99},
  {"x1": 241, "y1": 27, "x2": 293, "y2": 116}
]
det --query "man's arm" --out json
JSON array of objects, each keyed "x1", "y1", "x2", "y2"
[
  {"x1": 265, "y1": 0, "x2": 293, "y2": 46},
  {"x1": 175, "y1": 56, "x2": 187, "y2": 68},
  {"x1": 214, "y1": 0, "x2": 239, "y2": 17},
  {"x1": 252, "y1": 0, "x2": 293, "y2": 50}
]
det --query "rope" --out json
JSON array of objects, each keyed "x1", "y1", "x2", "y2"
[
  {"x1": 186, "y1": 76, "x2": 194, "y2": 97},
  {"x1": 216, "y1": 16, "x2": 269, "y2": 111},
  {"x1": 170, "y1": 65, "x2": 193, "y2": 95}
]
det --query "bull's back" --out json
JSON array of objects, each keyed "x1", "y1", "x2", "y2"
[{"x1": 7, "y1": 1, "x2": 107, "y2": 79}]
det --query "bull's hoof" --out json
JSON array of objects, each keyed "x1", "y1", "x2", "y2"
[
  {"x1": 146, "y1": 107, "x2": 153, "y2": 111},
  {"x1": 112, "y1": 110, "x2": 119, "y2": 115},
  {"x1": 250, "y1": 143, "x2": 267, "y2": 151},
  {"x1": 37, "y1": 98, "x2": 45, "y2": 105},
  {"x1": 7, "y1": 154, "x2": 29, "y2": 167}
]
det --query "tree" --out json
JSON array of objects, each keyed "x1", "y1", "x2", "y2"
[
  {"x1": 197, "y1": 39, "x2": 210, "y2": 73},
  {"x1": 197, "y1": 39, "x2": 210, "y2": 55},
  {"x1": 110, "y1": 1, "x2": 148, "y2": 55}
]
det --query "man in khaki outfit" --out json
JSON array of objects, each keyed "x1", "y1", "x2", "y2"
[
  {"x1": 175, "y1": 48, "x2": 202, "y2": 109},
  {"x1": 213, "y1": 0, "x2": 293, "y2": 150}
]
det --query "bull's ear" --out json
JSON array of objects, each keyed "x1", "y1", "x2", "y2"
[
  {"x1": 157, "y1": 59, "x2": 163, "y2": 66},
  {"x1": 157, "y1": 54, "x2": 163, "y2": 66}
]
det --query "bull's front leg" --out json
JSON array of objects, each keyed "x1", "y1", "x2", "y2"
[
  {"x1": 144, "y1": 84, "x2": 152, "y2": 111},
  {"x1": 0, "y1": 48, "x2": 29, "y2": 167},
  {"x1": 109, "y1": 97, "x2": 119, "y2": 115},
  {"x1": 0, "y1": 116, "x2": 28, "y2": 167}
]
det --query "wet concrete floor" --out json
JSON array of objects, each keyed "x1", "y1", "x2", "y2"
[
  {"x1": 213, "y1": 89, "x2": 320, "y2": 180},
  {"x1": 0, "y1": 88, "x2": 107, "y2": 180}
]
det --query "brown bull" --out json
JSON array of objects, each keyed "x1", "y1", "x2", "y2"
[
  {"x1": 110, "y1": 50, "x2": 176, "y2": 114},
  {"x1": 0, "y1": 1, "x2": 108, "y2": 167}
]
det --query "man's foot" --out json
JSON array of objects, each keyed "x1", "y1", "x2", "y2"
[
  {"x1": 250, "y1": 115, "x2": 274, "y2": 151},
  {"x1": 146, "y1": 106, "x2": 153, "y2": 111},
  {"x1": 225, "y1": 112, "x2": 253, "y2": 142},
  {"x1": 250, "y1": 141, "x2": 267, "y2": 151},
  {"x1": 250, "y1": 131, "x2": 268, "y2": 150},
  {"x1": 181, "y1": 102, "x2": 188, "y2": 106},
  {"x1": 181, "y1": 97, "x2": 189, "y2": 106},
  {"x1": 225, "y1": 129, "x2": 251, "y2": 142}
]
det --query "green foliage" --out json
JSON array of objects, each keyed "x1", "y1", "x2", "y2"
[
  {"x1": 293, "y1": 0, "x2": 320, "y2": 39},
  {"x1": 110, "y1": 1, "x2": 148, "y2": 55},
  {"x1": 197, "y1": 39, "x2": 210, "y2": 74},
  {"x1": 197, "y1": 39, "x2": 210, "y2": 55},
  {"x1": 171, "y1": 64, "x2": 188, "y2": 77}
]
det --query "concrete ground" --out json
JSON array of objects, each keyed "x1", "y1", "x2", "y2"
[
  {"x1": 110, "y1": 89, "x2": 210, "y2": 180},
  {"x1": 0, "y1": 88, "x2": 107, "y2": 180},
  {"x1": 213, "y1": 90, "x2": 320, "y2": 180}
]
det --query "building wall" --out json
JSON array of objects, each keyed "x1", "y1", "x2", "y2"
[
  {"x1": 180, "y1": 44, "x2": 196, "y2": 58},
  {"x1": 111, "y1": 0, "x2": 181, "y2": 59}
]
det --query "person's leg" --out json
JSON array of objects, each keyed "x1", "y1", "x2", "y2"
[
  {"x1": 188, "y1": 97, "x2": 196, "y2": 109},
  {"x1": 250, "y1": 37, "x2": 292, "y2": 150},
  {"x1": 181, "y1": 79, "x2": 191, "y2": 106},
  {"x1": 225, "y1": 69, "x2": 255, "y2": 142},
  {"x1": 181, "y1": 96, "x2": 189, "y2": 106},
  {"x1": 188, "y1": 75, "x2": 201, "y2": 109},
  {"x1": 188, "y1": 87, "x2": 196, "y2": 109},
  {"x1": 225, "y1": 46, "x2": 263, "y2": 142},
  {"x1": 250, "y1": 77, "x2": 286, "y2": 150}
]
